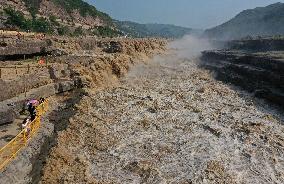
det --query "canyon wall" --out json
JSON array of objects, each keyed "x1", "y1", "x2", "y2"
[{"x1": 201, "y1": 39, "x2": 284, "y2": 108}]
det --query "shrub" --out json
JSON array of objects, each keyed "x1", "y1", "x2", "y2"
[
  {"x1": 52, "y1": 0, "x2": 112, "y2": 24},
  {"x1": 57, "y1": 26, "x2": 70, "y2": 36},
  {"x1": 49, "y1": 15, "x2": 60, "y2": 26},
  {"x1": 23, "y1": 0, "x2": 42, "y2": 15},
  {"x1": 4, "y1": 7, "x2": 29, "y2": 30},
  {"x1": 32, "y1": 17, "x2": 52, "y2": 33},
  {"x1": 73, "y1": 26, "x2": 84, "y2": 36},
  {"x1": 4, "y1": 8, "x2": 52, "y2": 33},
  {"x1": 93, "y1": 26, "x2": 122, "y2": 37}
]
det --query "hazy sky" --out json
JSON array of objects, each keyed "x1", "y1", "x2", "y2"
[{"x1": 86, "y1": 0, "x2": 284, "y2": 29}]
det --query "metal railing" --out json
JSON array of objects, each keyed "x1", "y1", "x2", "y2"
[{"x1": 0, "y1": 100, "x2": 48, "y2": 171}]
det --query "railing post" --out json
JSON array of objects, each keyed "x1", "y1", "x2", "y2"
[{"x1": 23, "y1": 131, "x2": 27, "y2": 145}]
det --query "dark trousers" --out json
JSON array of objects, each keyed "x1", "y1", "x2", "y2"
[{"x1": 31, "y1": 115, "x2": 36, "y2": 121}]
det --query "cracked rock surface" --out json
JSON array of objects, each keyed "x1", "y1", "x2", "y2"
[{"x1": 42, "y1": 55, "x2": 284, "y2": 184}]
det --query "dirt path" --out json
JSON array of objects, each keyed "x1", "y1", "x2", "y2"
[{"x1": 42, "y1": 55, "x2": 284, "y2": 184}]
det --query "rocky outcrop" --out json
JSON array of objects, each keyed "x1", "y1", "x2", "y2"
[
  {"x1": 0, "y1": 63, "x2": 71, "y2": 101},
  {"x1": 200, "y1": 50, "x2": 284, "y2": 107},
  {"x1": 50, "y1": 37, "x2": 166, "y2": 56},
  {"x1": 0, "y1": 39, "x2": 58, "y2": 60},
  {"x1": 226, "y1": 38, "x2": 284, "y2": 52}
]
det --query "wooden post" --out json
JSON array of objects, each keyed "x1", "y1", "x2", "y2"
[
  {"x1": 15, "y1": 66, "x2": 17, "y2": 75},
  {"x1": 24, "y1": 54, "x2": 26, "y2": 60},
  {"x1": 27, "y1": 64, "x2": 30, "y2": 74},
  {"x1": 0, "y1": 68, "x2": 2, "y2": 79}
]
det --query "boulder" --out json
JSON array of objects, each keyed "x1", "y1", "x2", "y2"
[{"x1": 0, "y1": 108, "x2": 15, "y2": 125}]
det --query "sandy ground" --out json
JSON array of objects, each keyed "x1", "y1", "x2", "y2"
[{"x1": 42, "y1": 53, "x2": 284, "y2": 184}]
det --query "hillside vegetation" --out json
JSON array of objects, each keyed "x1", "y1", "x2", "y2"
[
  {"x1": 0, "y1": 0, "x2": 121, "y2": 37},
  {"x1": 22, "y1": 0, "x2": 112, "y2": 23},
  {"x1": 204, "y1": 2, "x2": 284, "y2": 40},
  {"x1": 51, "y1": 0, "x2": 112, "y2": 23}
]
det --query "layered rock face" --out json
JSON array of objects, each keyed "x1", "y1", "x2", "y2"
[
  {"x1": 0, "y1": 38, "x2": 55, "y2": 60},
  {"x1": 226, "y1": 38, "x2": 284, "y2": 52},
  {"x1": 201, "y1": 39, "x2": 284, "y2": 108}
]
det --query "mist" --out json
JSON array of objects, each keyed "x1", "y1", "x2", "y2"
[{"x1": 168, "y1": 35, "x2": 214, "y2": 59}]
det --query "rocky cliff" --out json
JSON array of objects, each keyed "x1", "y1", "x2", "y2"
[
  {"x1": 201, "y1": 39, "x2": 284, "y2": 108},
  {"x1": 226, "y1": 37, "x2": 284, "y2": 52}
]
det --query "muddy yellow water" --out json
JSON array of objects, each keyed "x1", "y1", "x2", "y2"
[{"x1": 42, "y1": 55, "x2": 284, "y2": 184}]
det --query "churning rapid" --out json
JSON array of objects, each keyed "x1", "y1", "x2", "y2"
[{"x1": 41, "y1": 37, "x2": 284, "y2": 184}]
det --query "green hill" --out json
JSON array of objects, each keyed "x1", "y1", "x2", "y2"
[
  {"x1": 204, "y1": 2, "x2": 284, "y2": 40},
  {"x1": 115, "y1": 21, "x2": 199, "y2": 38}
]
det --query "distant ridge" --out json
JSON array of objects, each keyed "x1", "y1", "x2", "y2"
[
  {"x1": 204, "y1": 2, "x2": 284, "y2": 40},
  {"x1": 115, "y1": 21, "x2": 200, "y2": 38}
]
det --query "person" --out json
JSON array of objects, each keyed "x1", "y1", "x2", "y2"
[
  {"x1": 27, "y1": 103, "x2": 33, "y2": 115},
  {"x1": 30, "y1": 106, "x2": 37, "y2": 121},
  {"x1": 22, "y1": 118, "x2": 31, "y2": 136},
  {"x1": 28, "y1": 103, "x2": 37, "y2": 121},
  {"x1": 22, "y1": 118, "x2": 30, "y2": 129}
]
